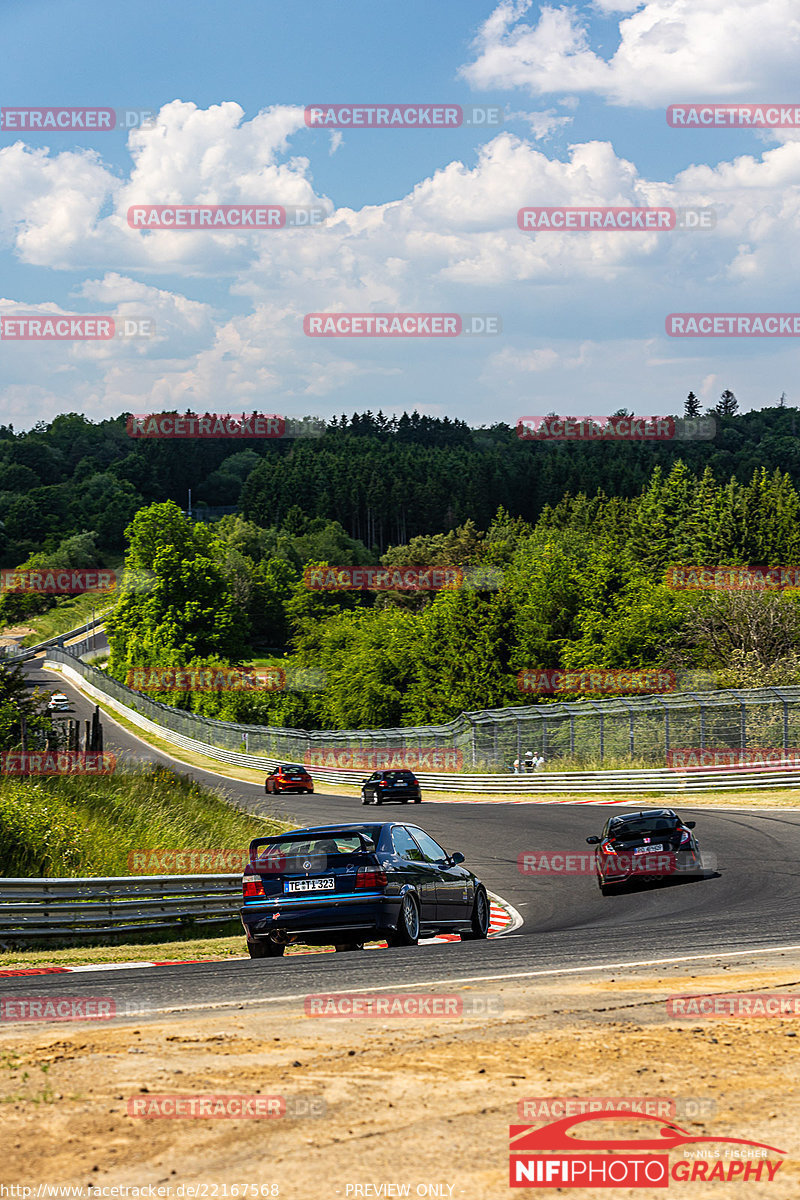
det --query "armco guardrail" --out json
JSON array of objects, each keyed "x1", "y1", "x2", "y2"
[
  {"x1": 41, "y1": 654, "x2": 800, "y2": 793},
  {"x1": 0, "y1": 875, "x2": 241, "y2": 942},
  {"x1": 1, "y1": 616, "x2": 106, "y2": 664},
  {"x1": 44, "y1": 647, "x2": 800, "y2": 776}
]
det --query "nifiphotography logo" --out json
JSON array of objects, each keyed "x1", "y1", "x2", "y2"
[{"x1": 509, "y1": 1112, "x2": 785, "y2": 1187}]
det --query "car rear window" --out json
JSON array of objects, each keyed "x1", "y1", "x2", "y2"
[
  {"x1": 280, "y1": 765, "x2": 307, "y2": 774},
  {"x1": 382, "y1": 771, "x2": 416, "y2": 782},
  {"x1": 253, "y1": 835, "x2": 362, "y2": 858},
  {"x1": 611, "y1": 816, "x2": 678, "y2": 837}
]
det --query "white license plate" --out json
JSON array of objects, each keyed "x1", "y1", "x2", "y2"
[
  {"x1": 395, "y1": 782, "x2": 407, "y2": 786},
  {"x1": 284, "y1": 877, "x2": 335, "y2": 893},
  {"x1": 633, "y1": 843, "x2": 664, "y2": 854}
]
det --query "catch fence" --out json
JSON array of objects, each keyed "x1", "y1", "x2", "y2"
[{"x1": 45, "y1": 649, "x2": 800, "y2": 771}]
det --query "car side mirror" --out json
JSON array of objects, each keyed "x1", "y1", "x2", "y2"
[
  {"x1": 586, "y1": 835, "x2": 601, "y2": 844},
  {"x1": 685, "y1": 821, "x2": 696, "y2": 829},
  {"x1": 450, "y1": 851, "x2": 465, "y2": 865}
]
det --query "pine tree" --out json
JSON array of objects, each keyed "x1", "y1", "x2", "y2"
[
  {"x1": 716, "y1": 389, "x2": 739, "y2": 416},
  {"x1": 685, "y1": 392, "x2": 700, "y2": 417}
]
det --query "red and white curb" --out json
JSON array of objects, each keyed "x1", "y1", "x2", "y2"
[{"x1": 0, "y1": 893, "x2": 521, "y2": 976}]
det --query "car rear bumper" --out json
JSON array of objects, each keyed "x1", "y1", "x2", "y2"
[
  {"x1": 241, "y1": 893, "x2": 399, "y2": 943},
  {"x1": 367, "y1": 790, "x2": 421, "y2": 801},
  {"x1": 598, "y1": 849, "x2": 701, "y2": 882}
]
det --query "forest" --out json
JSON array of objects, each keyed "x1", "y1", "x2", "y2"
[{"x1": 5, "y1": 397, "x2": 800, "y2": 732}]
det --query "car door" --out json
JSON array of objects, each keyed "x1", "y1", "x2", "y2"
[
  {"x1": 363, "y1": 772, "x2": 380, "y2": 801},
  {"x1": 408, "y1": 827, "x2": 473, "y2": 926},
  {"x1": 389, "y1": 825, "x2": 439, "y2": 925}
]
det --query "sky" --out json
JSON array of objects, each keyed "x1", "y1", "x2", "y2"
[{"x1": 1, "y1": 0, "x2": 799, "y2": 430}]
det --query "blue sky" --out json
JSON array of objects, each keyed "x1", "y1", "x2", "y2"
[{"x1": 1, "y1": 0, "x2": 799, "y2": 429}]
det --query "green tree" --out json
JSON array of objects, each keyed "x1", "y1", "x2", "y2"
[{"x1": 717, "y1": 389, "x2": 739, "y2": 416}]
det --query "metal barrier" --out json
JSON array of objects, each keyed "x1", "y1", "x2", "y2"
[
  {"x1": 46, "y1": 647, "x2": 800, "y2": 772},
  {"x1": 40, "y1": 657, "x2": 800, "y2": 793},
  {"x1": 0, "y1": 875, "x2": 241, "y2": 942},
  {"x1": 1, "y1": 617, "x2": 106, "y2": 664}
]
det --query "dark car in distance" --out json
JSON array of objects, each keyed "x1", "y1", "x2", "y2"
[
  {"x1": 265, "y1": 764, "x2": 314, "y2": 794},
  {"x1": 586, "y1": 807, "x2": 702, "y2": 894},
  {"x1": 241, "y1": 821, "x2": 489, "y2": 956},
  {"x1": 361, "y1": 769, "x2": 421, "y2": 805}
]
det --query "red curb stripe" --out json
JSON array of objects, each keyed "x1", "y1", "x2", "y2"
[{"x1": 0, "y1": 966, "x2": 71, "y2": 977}]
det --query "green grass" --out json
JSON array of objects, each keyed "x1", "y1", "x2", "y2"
[
  {"x1": 0, "y1": 933, "x2": 250, "y2": 967},
  {"x1": 0, "y1": 933, "x2": 362, "y2": 967},
  {"x1": 15, "y1": 590, "x2": 119, "y2": 647},
  {"x1": 0, "y1": 764, "x2": 286, "y2": 877}
]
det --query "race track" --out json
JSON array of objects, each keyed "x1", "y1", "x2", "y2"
[{"x1": 9, "y1": 657, "x2": 800, "y2": 1017}]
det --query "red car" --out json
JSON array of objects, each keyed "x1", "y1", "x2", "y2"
[{"x1": 264, "y1": 764, "x2": 314, "y2": 794}]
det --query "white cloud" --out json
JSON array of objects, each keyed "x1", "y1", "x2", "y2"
[
  {"x1": 3, "y1": 102, "x2": 800, "y2": 425},
  {"x1": 461, "y1": 0, "x2": 800, "y2": 107},
  {"x1": 512, "y1": 108, "x2": 574, "y2": 139}
]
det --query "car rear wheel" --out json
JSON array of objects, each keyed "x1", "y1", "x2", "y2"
[
  {"x1": 461, "y1": 888, "x2": 490, "y2": 940},
  {"x1": 388, "y1": 894, "x2": 419, "y2": 946},
  {"x1": 247, "y1": 939, "x2": 285, "y2": 958},
  {"x1": 413, "y1": 796, "x2": 421, "y2": 803}
]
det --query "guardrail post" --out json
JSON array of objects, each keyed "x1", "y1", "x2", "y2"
[{"x1": 657, "y1": 698, "x2": 670, "y2": 760}]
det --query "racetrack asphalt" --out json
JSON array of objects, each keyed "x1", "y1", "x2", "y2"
[{"x1": 9, "y1": 656, "x2": 800, "y2": 1017}]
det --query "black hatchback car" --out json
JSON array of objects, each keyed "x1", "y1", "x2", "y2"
[
  {"x1": 241, "y1": 821, "x2": 489, "y2": 956},
  {"x1": 361, "y1": 770, "x2": 421, "y2": 804},
  {"x1": 586, "y1": 807, "x2": 702, "y2": 893}
]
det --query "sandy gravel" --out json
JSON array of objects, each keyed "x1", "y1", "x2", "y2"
[{"x1": 1, "y1": 954, "x2": 798, "y2": 1198}]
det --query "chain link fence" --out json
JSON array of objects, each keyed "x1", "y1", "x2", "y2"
[{"x1": 46, "y1": 648, "x2": 800, "y2": 772}]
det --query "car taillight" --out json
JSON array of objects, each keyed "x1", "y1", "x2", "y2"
[
  {"x1": 378, "y1": 781, "x2": 389, "y2": 787},
  {"x1": 600, "y1": 839, "x2": 616, "y2": 855},
  {"x1": 355, "y1": 866, "x2": 388, "y2": 889},
  {"x1": 679, "y1": 828, "x2": 691, "y2": 844},
  {"x1": 242, "y1": 868, "x2": 265, "y2": 899}
]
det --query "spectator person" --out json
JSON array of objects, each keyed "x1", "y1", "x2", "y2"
[
  {"x1": 512, "y1": 756, "x2": 521, "y2": 774},
  {"x1": 534, "y1": 753, "x2": 546, "y2": 770},
  {"x1": 523, "y1": 751, "x2": 535, "y2": 772}
]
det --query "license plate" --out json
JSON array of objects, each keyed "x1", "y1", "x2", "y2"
[
  {"x1": 284, "y1": 877, "x2": 335, "y2": 893},
  {"x1": 395, "y1": 782, "x2": 407, "y2": 786},
  {"x1": 633, "y1": 843, "x2": 664, "y2": 854}
]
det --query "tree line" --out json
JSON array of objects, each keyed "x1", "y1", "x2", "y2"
[{"x1": 103, "y1": 457, "x2": 800, "y2": 730}]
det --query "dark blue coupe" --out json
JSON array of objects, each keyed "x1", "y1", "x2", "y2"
[{"x1": 241, "y1": 821, "x2": 490, "y2": 957}]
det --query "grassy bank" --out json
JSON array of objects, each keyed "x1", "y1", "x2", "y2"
[
  {"x1": 13, "y1": 594, "x2": 116, "y2": 647},
  {"x1": 0, "y1": 764, "x2": 286, "y2": 877}
]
